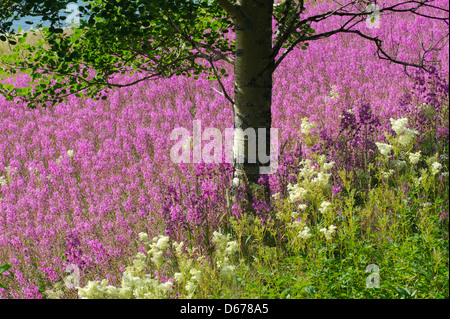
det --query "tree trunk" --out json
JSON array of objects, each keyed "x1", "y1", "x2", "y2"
[{"x1": 232, "y1": 0, "x2": 274, "y2": 187}]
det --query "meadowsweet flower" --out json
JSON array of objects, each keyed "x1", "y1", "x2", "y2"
[
  {"x1": 56, "y1": 156, "x2": 63, "y2": 166},
  {"x1": 173, "y1": 241, "x2": 184, "y2": 255},
  {"x1": 78, "y1": 281, "x2": 106, "y2": 299},
  {"x1": 431, "y1": 162, "x2": 442, "y2": 175},
  {"x1": 298, "y1": 226, "x2": 312, "y2": 240},
  {"x1": 409, "y1": 151, "x2": 421, "y2": 165},
  {"x1": 46, "y1": 282, "x2": 65, "y2": 299},
  {"x1": 413, "y1": 176, "x2": 422, "y2": 187},
  {"x1": 132, "y1": 253, "x2": 147, "y2": 272},
  {"x1": 312, "y1": 172, "x2": 331, "y2": 187},
  {"x1": 67, "y1": 149, "x2": 74, "y2": 158},
  {"x1": 159, "y1": 281, "x2": 173, "y2": 294},
  {"x1": 319, "y1": 225, "x2": 337, "y2": 240},
  {"x1": 0, "y1": 176, "x2": 7, "y2": 186},
  {"x1": 375, "y1": 142, "x2": 392, "y2": 156},
  {"x1": 138, "y1": 232, "x2": 149, "y2": 242},
  {"x1": 301, "y1": 117, "x2": 316, "y2": 136},
  {"x1": 151, "y1": 250, "x2": 164, "y2": 268},
  {"x1": 299, "y1": 159, "x2": 316, "y2": 179},
  {"x1": 190, "y1": 268, "x2": 202, "y2": 283},
  {"x1": 212, "y1": 231, "x2": 229, "y2": 252},
  {"x1": 225, "y1": 240, "x2": 239, "y2": 255},
  {"x1": 390, "y1": 118, "x2": 408, "y2": 135},
  {"x1": 185, "y1": 281, "x2": 196, "y2": 294},
  {"x1": 298, "y1": 204, "x2": 307, "y2": 211},
  {"x1": 174, "y1": 272, "x2": 184, "y2": 283},
  {"x1": 398, "y1": 128, "x2": 418, "y2": 146},
  {"x1": 287, "y1": 183, "x2": 308, "y2": 202},
  {"x1": 319, "y1": 201, "x2": 332, "y2": 214},
  {"x1": 155, "y1": 236, "x2": 170, "y2": 250},
  {"x1": 426, "y1": 153, "x2": 439, "y2": 166}
]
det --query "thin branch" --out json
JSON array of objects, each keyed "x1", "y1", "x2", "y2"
[
  {"x1": 208, "y1": 56, "x2": 234, "y2": 105},
  {"x1": 166, "y1": 13, "x2": 235, "y2": 105},
  {"x1": 273, "y1": 0, "x2": 448, "y2": 69}
]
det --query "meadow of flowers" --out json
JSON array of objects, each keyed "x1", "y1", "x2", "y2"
[{"x1": 0, "y1": 1, "x2": 448, "y2": 299}]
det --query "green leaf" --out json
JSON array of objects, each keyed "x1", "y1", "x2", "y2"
[{"x1": 0, "y1": 264, "x2": 11, "y2": 274}]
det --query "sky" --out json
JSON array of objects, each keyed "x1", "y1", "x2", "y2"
[{"x1": 11, "y1": 0, "x2": 88, "y2": 31}]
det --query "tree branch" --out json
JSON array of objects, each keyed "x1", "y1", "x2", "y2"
[
  {"x1": 215, "y1": 0, "x2": 242, "y2": 21},
  {"x1": 273, "y1": 0, "x2": 449, "y2": 70}
]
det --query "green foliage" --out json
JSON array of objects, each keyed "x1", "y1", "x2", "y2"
[
  {"x1": 0, "y1": 0, "x2": 233, "y2": 106},
  {"x1": 0, "y1": 264, "x2": 14, "y2": 290}
]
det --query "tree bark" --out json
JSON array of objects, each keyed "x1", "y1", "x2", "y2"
[{"x1": 233, "y1": 0, "x2": 274, "y2": 187}]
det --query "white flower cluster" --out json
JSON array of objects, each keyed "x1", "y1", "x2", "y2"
[
  {"x1": 184, "y1": 268, "x2": 202, "y2": 296},
  {"x1": 75, "y1": 230, "x2": 240, "y2": 299},
  {"x1": 300, "y1": 117, "x2": 317, "y2": 136},
  {"x1": 45, "y1": 282, "x2": 65, "y2": 299},
  {"x1": 212, "y1": 231, "x2": 239, "y2": 281},
  {"x1": 390, "y1": 118, "x2": 418, "y2": 147},
  {"x1": 408, "y1": 151, "x2": 421, "y2": 165},
  {"x1": 319, "y1": 225, "x2": 337, "y2": 241},
  {"x1": 318, "y1": 201, "x2": 332, "y2": 215},
  {"x1": 148, "y1": 235, "x2": 170, "y2": 268},
  {"x1": 77, "y1": 234, "x2": 175, "y2": 299},
  {"x1": 171, "y1": 240, "x2": 202, "y2": 297},
  {"x1": 298, "y1": 226, "x2": 312, "y2": 240},
  {"x1": 376, "y1": 118, "x2": 419, "y2": 158},
  {"x1": 287, "y1": 183, "x2": 308, "y2": 203},
  {"x1": 426, "y1": 153, "x2": 443, "y2": 176},
  {"x1": 287, "y1": 155, "x2": 334, "y2": 205},
  {"x1": 375, "y1": 142, "x2": 392, "y2": 156},
  {"x1": 431, "y1": 162, "x2": 442, "y2": 175},
  {"x1": 0, "y1": 175, "x2": 7, "y2": 186}
]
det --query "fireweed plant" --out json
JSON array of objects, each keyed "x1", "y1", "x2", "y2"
[{"x1": 0, "y1": 2, "x2": 448, "y2": 298}]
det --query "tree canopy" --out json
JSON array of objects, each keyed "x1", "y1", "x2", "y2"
[{"x1": 1, "y1": 0, "x2": 447, "y2": 107}]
